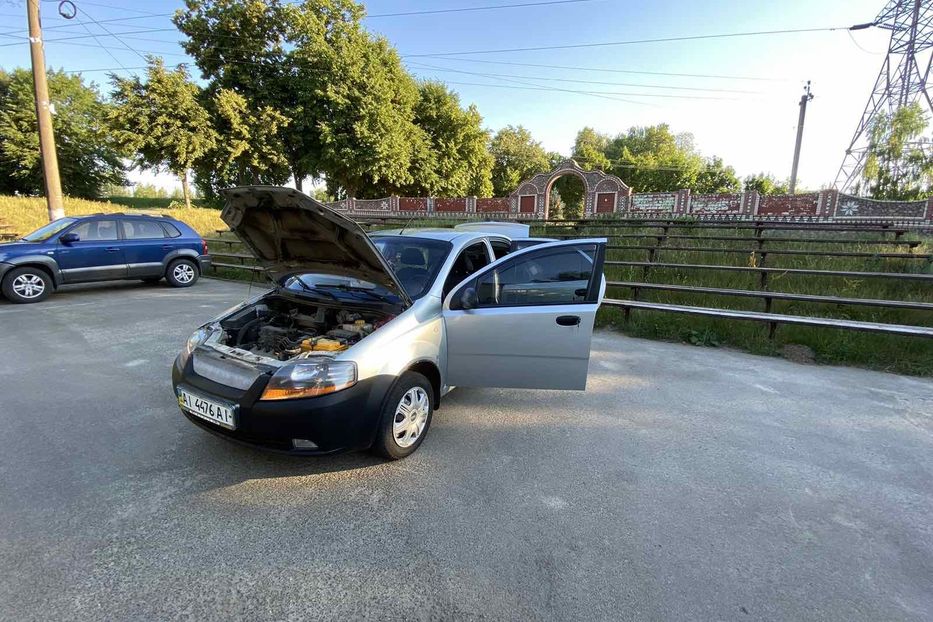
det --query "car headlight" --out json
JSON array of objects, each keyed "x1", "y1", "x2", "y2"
[
  {"x1": 177, "y1": 325, "x2": 217, "y2": 368},
  {"x1": 260, "y1": 360, "x2": 358, "y2": 401}
]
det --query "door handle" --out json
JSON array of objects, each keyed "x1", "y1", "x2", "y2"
[
  {"x1": 106, "y1": 247, "x2": 120, "y2": 252},
  {"x1": 556, "y1": 315, "x2": 581, "y2": 326},
  {"x1": 162, "y1": 245, "x2": 172, "y2": 250}
]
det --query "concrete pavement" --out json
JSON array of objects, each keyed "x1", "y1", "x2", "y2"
[{"x1": 0, "y1": 278, "x2": 931, "y2": 621}]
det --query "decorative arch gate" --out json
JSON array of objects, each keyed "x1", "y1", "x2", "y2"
[{"x1": 510, "y1": 159, "x2": 630, "y2": 219}]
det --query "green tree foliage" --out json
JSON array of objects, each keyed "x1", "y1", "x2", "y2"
[
  {"x1": 862, "y1": 102, "x2": 933, "y2": 200},
  {"x1": 744, "y1": 173, "x2": 789, "y2": 195},
  {"x1": 207, "y1": 88, "x2": 291, "y2": 186},
  {"x1": 694, "y1": 156, "x2": 741, "y2": 194},
  {"x1": 174, "y1": 0, "x2": 304, "y2": 188},
  {"x1": 0, "y1": 68, "x2": 125, "y2": 198},
  {"x1": 605, "y1": 124, "x2": 703, "y2": 192},
  {"x1": 409, "y1": 81, "x2": 493, "y2": 197},
  {"x1": 489, "y1": 125, "x2": 551, "y2": 196},
  {"x1": 109, "y1": 58, "x2": 216, "y2": 209}
]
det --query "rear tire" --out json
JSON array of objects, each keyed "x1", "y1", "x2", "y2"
[
  {"x1": 165, "y1": 258, "x2": 198, "y2": 288},
  {"x1": 372, "y1": 371, "x2": 434, "y2": 460},
  {"x1": 2, "y1": 266, "x2": 53, "y2": 304}
]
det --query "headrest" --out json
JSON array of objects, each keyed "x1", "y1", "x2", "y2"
[{"x1": 401, "y1": 248, "x2": 425, "y2": 266}]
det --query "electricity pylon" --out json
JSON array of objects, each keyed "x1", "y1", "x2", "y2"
[{"x1": 834, "y1": 0, "x2": 933, "y2": 193}]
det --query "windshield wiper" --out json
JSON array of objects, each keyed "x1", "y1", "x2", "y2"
[{"x1": 292, "y1": 276, "x2": 338, "y2": 301}]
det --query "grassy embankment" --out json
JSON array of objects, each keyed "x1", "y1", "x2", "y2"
[
  {"x1": 0, "y1": 195, "x2": 225, "y2": 237},
  {"x1": 3, "y1": 197, "x2": 931, "y2": 374}
]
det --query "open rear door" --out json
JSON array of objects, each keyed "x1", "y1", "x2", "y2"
[{"x1": 442, "y1": 239, "x2": 606, "y2": 390}]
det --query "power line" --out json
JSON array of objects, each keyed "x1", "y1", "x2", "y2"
[
  {"x1": 403, "y1": 55, "x2": 786, "y2": 82},
  {"x1": 77, "y1": 5, "x2": 150, "y2": 63},
  {"x1": 406, "y1": 60, "x2": 762, "y2": 94},
  {"x1": 405, "y1": 25, "x2": 848, "y2": 57},
  {"x1": 74, "y1": 13, "x2": 132, "y2": 74},
  {"x1": 0, "y1": 12, "x2": 171, "y2": 37},
  {"x1": 367, "y1": 0, "x2": 600, "y2": 18}
]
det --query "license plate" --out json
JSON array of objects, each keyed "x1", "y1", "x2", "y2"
[{"x1": 178, "y1": 388, "x2": 236, "y2": 430}]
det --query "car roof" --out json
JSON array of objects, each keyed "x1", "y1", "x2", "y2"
[{"x1": 370, "y1": 228, "x2": 500, "y2": 242}]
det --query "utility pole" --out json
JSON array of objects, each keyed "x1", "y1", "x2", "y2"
[
  {"x1": 789, "y1": 81, "x2": 813, "y2": 194},
  {"x1": 26, "y1": 0, "x2": 65, "y2": 222}
]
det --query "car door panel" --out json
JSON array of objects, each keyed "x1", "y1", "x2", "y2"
[
  {"x1": 442, "y1": 239, "x2": 606, "y2": 391},
  {"x1": 54, "y1": 219, "x2": 127, "y2": 282},
  {"x1": 121, "y1": 219, "x2": 171, "y2": 277}
]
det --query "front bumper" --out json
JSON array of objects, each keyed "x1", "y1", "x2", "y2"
[{"x1": 172, "y1": 354, "x2": 394, "y2": 455}]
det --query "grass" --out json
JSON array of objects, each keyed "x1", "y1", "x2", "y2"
[
  {"x1": 0, "y1": 195, "x2": 225, "y2": 237},
  {"x1": 534, "y1": 223, "x2": 933, "y2": 376}
]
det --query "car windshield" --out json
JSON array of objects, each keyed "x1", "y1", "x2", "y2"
[
  {"x1": 373, "y1": 236, "x2": 453, "y2": 300},
  {"x1": 21, "y1": 217, "x2": 77, "y2": 242}
]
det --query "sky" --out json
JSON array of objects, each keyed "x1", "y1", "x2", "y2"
[{"x1": 0, "y1": 0, "x2": 897, "y2": 193}]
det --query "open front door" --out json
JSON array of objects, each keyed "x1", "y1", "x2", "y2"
[{"x1": 442, "y1": 239, "x2": 606, "y2": 390}]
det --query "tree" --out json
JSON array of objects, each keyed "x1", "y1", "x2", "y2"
[
  {"x1": 409, "y1": 81, "x2": 493, "y2": 197},
  {"x1": 744, "y1": 173, "x2": 789, "y2": 195},
  {"x1": 862, "y1": 102, "x2": 933, "y2": 200},
  {"x1": 0, "y1": 68, "x2": 125, "y2": 198},
  {"x1": 109, "y1": 58, "x2": 216, "y2": 209},
  {"x1": 694, "y1": 156, "x2": 741, "y2": 194},
  {"x1": 174, "y1": 0, "x2": 307, "y2": 188},
  {"x1": 292, "y1": 5, "x2": 426, "y2": 198},
  {"x1": 208, "y1": 87, "x2": 291, "y2": 186},
  {"x1": 489, "y1": 125, "x2": 551, "y2": 196},
  {"x1": 605, "y1": 124, "x2": 703, "y2": 192}
]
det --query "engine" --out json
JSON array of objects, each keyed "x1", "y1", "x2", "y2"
[{"x1": 218, "y1": 297, "x2": 389, "y2": 361}]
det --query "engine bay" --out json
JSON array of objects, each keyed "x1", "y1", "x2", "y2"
[{"x1": 218, "y1": 296, "x2": 391, "y2": 362}]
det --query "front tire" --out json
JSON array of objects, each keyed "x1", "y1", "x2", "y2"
[
  {"x1": 2, "y1": 266, "x2": 53, "y2": 304},
  {"x1": 372, "y1": 372, "x2": 434, "y2": 460},
  {"x1": 165, "y1": 258, "x2": 198, "y2": 288}
]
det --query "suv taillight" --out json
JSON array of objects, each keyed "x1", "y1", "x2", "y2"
[{"x1": 201, "y1": 239, "x2": 208, "y2": 255}]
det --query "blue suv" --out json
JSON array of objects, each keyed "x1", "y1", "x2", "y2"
[{"x1": 0, "y1": 213, "x2": 211, "y2": 304}]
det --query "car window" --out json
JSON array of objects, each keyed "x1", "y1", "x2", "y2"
[
  {"x1": 21, "y1": 218, "x2": 77, "y2": 242},
  {"x1": 510, "y1": 239, "x2": 551, "y2": 252},
  {"x1": 473, "y1": 244, "x2": 597, "y2": 307},
  {"x1": 161, "y1": 222, "x2": 182, "y2": 238},
  {"x1": 373, "y1": 236, "x2": 453, "y2": 300},
  {"x1": 69, "y1": 219, "x2": 119, "y2": 242},
  {"x1": 443, "y1": 242, "x2": 490, "y2": 299},
  {"x1": 122, "y1": 220, "x2": 167, "y2": 239},
  {"x1": 490, "y1": 239, "x2": 511, "y2": 259}
]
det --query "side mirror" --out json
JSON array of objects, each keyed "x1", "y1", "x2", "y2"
[
  {"x1": 59, "y1": 232, "x2": 79, "y2": 245},
  {"x1": 460, "y1": 287, "x2": 478, "y2": 310}
]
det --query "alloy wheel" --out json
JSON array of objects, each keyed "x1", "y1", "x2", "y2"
[
  {"x1": 173, "y1": 263, "x2": 195, "y2": 283},
  {"x1": 11, "y1": 273, "x2": 45, "y2": 299}
]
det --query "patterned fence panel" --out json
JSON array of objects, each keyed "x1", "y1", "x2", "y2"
[
  {"x1": 434, "y1": 198, "x2": 467, "y2": 213},
  {"x1": 757, "y1": 193, "x2": 820, "y2": 217},
  {"x1": 476, "y1": 197, "x2": 511, "y2": 213},
  {"x1": 631, "y1": 193, "x2": 678, "y2": 213},
  {"x1": 690, "y1": 194, "x2": 745, "y2": 215},
  {"x1": 399, "y1": 197, "x2": 428, "y2": 213},
  {"x1": 834, "y1": 194, "x2": 928, "y2": 220}
]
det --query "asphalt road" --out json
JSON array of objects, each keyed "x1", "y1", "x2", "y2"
[{"x1": 1, "y1": 278, "x2": 931, "y2": 621}]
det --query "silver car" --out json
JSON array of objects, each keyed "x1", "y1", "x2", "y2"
[{"x1": 172, "y1": 186, "x2": 607, "y2": 459}]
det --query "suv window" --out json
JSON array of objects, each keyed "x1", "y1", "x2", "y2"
[
  {"x1": 161, "y1": 222, "x2": 182, "y2": 238},
  {"x1": 474, "y1": 244, "x2": 596, "y2": 307},
  {"x1": 443, "y1": 242, "x2": 490, "y2": 299},
  {"x1": 70, "y1": 219, "x2": 119, "y2": 242},
  {"x1": 122, "y1": 219, "x2": 167, "y2": 239}
]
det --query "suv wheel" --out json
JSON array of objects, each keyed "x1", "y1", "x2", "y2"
[
  {"x1": 166, "y1": 259, "x2": 199, "y2": 288},
  {"x1": 2, "y1": 267, "x2": 53, "y2": 304},
  {"x1": 372, "y1": 371, "x2": 434, "y2": 460}
]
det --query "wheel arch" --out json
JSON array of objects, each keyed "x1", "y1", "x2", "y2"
[
  {"x1": 5, "y1": 256, "x2": 61, "y2": 287},
  {"x1": 406, "y1": 359, "x2": 442, "y2": 409},
  {"x1": 161, "y1": 249, "x2": 200, "y2": 274}
]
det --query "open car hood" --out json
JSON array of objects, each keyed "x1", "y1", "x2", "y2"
[{"x1": 220, "y1": 186, "x2": 412, "y2": 306}]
